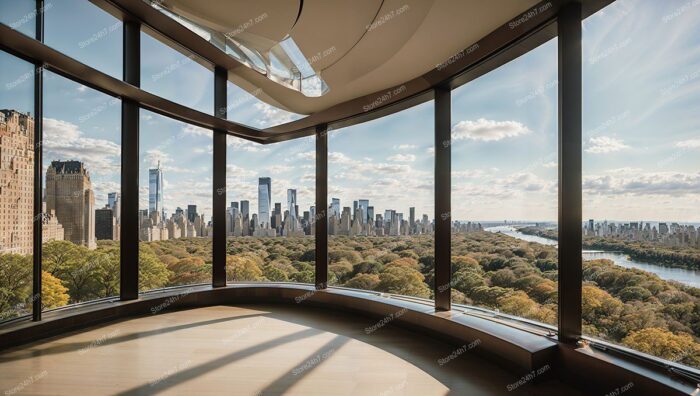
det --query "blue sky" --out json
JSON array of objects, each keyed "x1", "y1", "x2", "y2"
[{"x1": 1, "y1": 0, "x2": 699, "y2": 222}]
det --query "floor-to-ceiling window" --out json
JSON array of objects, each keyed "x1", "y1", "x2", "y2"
[
  {"x1": 327, "y1": 101, "x2": 435, "y2": 298},
  {"x1": 451, "y1": 39, "x2": 558, "y2": 325},
  {"x1": 41, "y1": 71, "x2": 121, "y2": 308},
  {"x1": 0, "y1": 50, "x2": 35, "y2": 320},
  {"x1": 138, "y1": 110, "x2": 213, "y2": 291},
  {"x1": 225, "y1": 88, "x2": 315, "y2": 283},
  {"x1": 581, "y1": 0, "x2": 700, "y2": 368}
]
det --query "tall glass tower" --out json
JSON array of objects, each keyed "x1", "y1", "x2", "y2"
[
  {"x1": 358, "y1": 199, "x2": 369, "y2": 224},
  {"x1": 149, "y1": 161, "x2": 164, "y2": 220},
  {"x1": 287, "y1": 189, "x2": 297, "y2": 223},
  {"x1": 331, "y1": 198, "x2": 340, "y2": 218},
  {"x1": 258, "y1": 177, "x2": 271, "y2": 228}
]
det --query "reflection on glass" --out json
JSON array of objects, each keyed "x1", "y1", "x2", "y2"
[
  {"x1": 0, "y1": 50, "x2": 34, "y2": 321},
  {"x1": 581, "y1": 0, "x2": 700, "y2": 368},
  {"x1": 226, "y1": 81, "x2": 304, "y2": 129},
  {"x1": 451, "y1": 38, "x2": 558, "y2": 326},
  {"x1": 328, "y1": 101, "x2": 435, "y2": 298},
  {"x1": 0, "y1": 0, "x2": 37, "y2": 38},
  {"x1": 225, "y1": 135, "x2": 315, "y2": 283},
  {"x1": 141, "y1": 30, "x2": 214, "y2": 115},
  {"x1": 45, "y1": 0, "x2": 122, "y2": 79},
  {"x1": 143, "y1": 0, "x2": 329, "y2": 97},
  {"x1": 139, "y1": 110, "x2": 213, "y2": 292},
  {"x1": 41, "y1": 71, "x2": 121, "y2": 309}
]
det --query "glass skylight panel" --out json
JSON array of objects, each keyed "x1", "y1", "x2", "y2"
[{"x1": 143, "y1": 0, "x2": 329, "y2": 97}]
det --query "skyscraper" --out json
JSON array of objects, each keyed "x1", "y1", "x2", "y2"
[
  {"x1": 240, "y1": 200, "x2": 249, "y2": 219},
  {"x1": 187, "y1": 204, "x2": 198, "y2": 223},
  {"x1": 285, "y1": 188, "x2": 299, "y2": 231},
  {"x1": 95, "y1": 206, "x2": 115, "y2": 240},
  {"x1": 287, "y1": 189, "x2": 297, "y2": 223},
  {"x1": 258, "y1": 177, "x2": 271, "y2": 228},
  {"x1": 108, "y1": 192, "x2": 118, "y2": 210},
  {"x1": 0, "y1": 110, "x2": 34, "y2": 255},
  {"x1": 358, "y1": 199, "x2": 369, "y2": 224},
  {"x1": 272, "y1": 202, "x2": 282, "y2": 229},
  {"x1": 108, "y1": 192, "x2": 121, "y2": 225},
  {"x1": 331, "y1": 198, "x2": 340, "y2": 218},
  {"x1": 45, "y1": 160, "x2": 96, "y2": 249},
  {"x1": 149, "y1": 161, "x2": 164, "y2": 220},
  {"x1": 409, "y1": 207, "x2": 415, "y2": 233}
]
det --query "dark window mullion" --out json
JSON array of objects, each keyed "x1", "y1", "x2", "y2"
[
  {"x1": 315, "y1": 125, "x2": 328, "y2": 289},
  {"x1": 557, "y1": 2, "x2": 583, "y2": 343},
  {"x1": 434, "y1": 87, "x2": 451, "y2": 311},
  {"x1": 212, "y1": 66, "x2": 227, "y2": 287},
  {"x1": 120, "y1": 20, "x2": 140, "y2": 300},
  {"x1": 32, "y1": 0, "x2": 45, "y2": 321}
]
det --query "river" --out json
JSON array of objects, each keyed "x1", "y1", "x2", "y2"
[{"x1": 485, "y1": 226, "x2": 700, "y2": 288}]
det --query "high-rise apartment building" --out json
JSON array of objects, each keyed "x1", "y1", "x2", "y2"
[
  {"x1": 187, "y1": 204, "x2": 198, "y2": 223},
  {"x1": 95, "y1": 206, "x2": 115, "y2": 240},
  {"x1": 287, "y1": 189, "x2": 297, "y2": 223},
  {"x1": 0, "y1": 110, "x2": 34, "y2": 255},
  {"x1": 45, "y1": 160, "x2": 96, "y2": 249},
  {"x1": 331, "y1": 198, "x2": 340, "y2": 218},
  {"x1": 149, "y1": 162, "x2": 164, "y2": 220},
  {"x1": 358, "y1": 199, "x2": 369, "y2": 224},
  {"x1": 240, "y1": 200, "x2": 249, "y2": 219},
  {"x1": 258, "y1": 177, "x2": 271, "y2": 228}
]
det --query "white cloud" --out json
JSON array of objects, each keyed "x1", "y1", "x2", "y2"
[
  {"x1": 296, "y1": 151, "x2": 315, "y2": 161},
  {"x1": 584, "y1": 171, "x2": 700, "y2": 196},
  {"x1": 501, "y1": 172, "x2": 548, "y2": 192},
  {"x1": 182, "y1": 124, "x2": 211, "y2": 137},
  {"x1": 254, "y1": 102, "x2": 303, "y2": 128},
  {"x1": 143, "y1": 149, "x2": 172, "y2": 167},
  {"x1": 267, "y1": 165, "x2": 294, "y2": 173},
  {"x1": 393, "y1": 144, "x2": 417, "y2": 150},
  {"x1": 586, "y1": 136, "x2": 630, "y2": 154},
  {"x1": 542, "y1": 161, "x2": 558, "y2": 168},
  {"x1": 226, "y1": 164, "x2": 256, "y2": 178},
  {"x1": 452, "y1": 169, "x2": 487, "y2": 179},
  {"x1": 451, "y1": 118, "x2": 531, "y2": 142},
  {"x1": 226, "y1": 136, "x2": 269, "y2": 152},
  {"x1": 43, "y1": 118, "x2": 120, "y2": 176},
  {"x1": 387, "y1": 154, "x2": 416, "y2": 162},
  {"x1": 676, "y1": 139, "x2": 700, "y2": 148}
]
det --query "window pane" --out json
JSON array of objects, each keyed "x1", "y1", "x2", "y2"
[
  {"x1": 451, "y1": 39, "x2": 558, "y2": 326},
  {"x1": 42, "y1": 71, "x2": 121, "y2": 309},
  {"x1": 226, "y1": 81, "x2": 305, "y2": 128},
  {"x1": 582, "y1": 0, "x2": 700, "y2": 368},
  {"x1": 0, "y1": 50, "x2": 34, "y2": 321},
  {"x1": 139, "y1": 110, "x2": 212, "y2": 292},
  {"x1": 0, "y1": 0, "x2": 37, "y2": 38},
  {"x1": 225, "y1": 134, "x2": 315, "y2": 283},
  {"x1": 328, "y1": 101, "x2": 434, "y2": 298},
  {"x1": 44, "y1": 0, "x2": 122, "y2": 79},
  {"x1": 141, "y1": 29, "x2": 214, "y2": 115}
]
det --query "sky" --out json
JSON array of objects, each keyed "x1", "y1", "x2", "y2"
[{"x1": 1, "y1": 0, "x2": 699, "y2": 223}]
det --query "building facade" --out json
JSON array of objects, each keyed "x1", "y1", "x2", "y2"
[
  {"x1": 45, "y1": 160, "x2": 96, "y2": 249},
  {"x1": 0, "y1": 110, "x2": 34, "y2": 255}
]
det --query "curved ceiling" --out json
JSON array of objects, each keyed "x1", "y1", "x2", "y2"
[{"x1": 158, "y1": 0, "x2": 541, "y2": 115}]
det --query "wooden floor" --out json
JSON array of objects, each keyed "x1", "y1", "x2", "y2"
[{"x1": 0, "y1": 305, "x2": 582, "y2": 395}]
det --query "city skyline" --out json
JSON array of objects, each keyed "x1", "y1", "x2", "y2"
[{"x1": 1, "y1": 0, "x2": 699, "y2": 222}]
